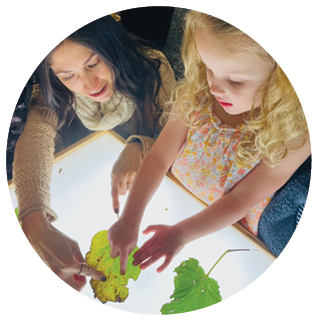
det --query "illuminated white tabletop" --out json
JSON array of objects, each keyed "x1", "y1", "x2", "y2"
[{"x1": 9, "y1": 131, "x2": 275, "y2": 315}]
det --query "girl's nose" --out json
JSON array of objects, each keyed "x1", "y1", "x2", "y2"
[
  {"x1": 207, "y1": 72, "x2": 226, "y2": 96},
  {"x1": 82, "y1": 74, "x2": 99, "y2": 92},
  {"x1": 209, "y1": 80, "x2": 226, "y2": 96}
]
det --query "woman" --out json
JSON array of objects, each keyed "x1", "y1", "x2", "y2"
[{"x1": 13, "y1": 14, "x2": 175, "y2": 291}]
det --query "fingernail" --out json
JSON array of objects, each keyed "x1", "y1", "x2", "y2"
[
  {"x1": 115, "y1": 208, "x2": 119, "y2": 214},
  {"x1": 100, "y1": 277, "x2": 107, "y2": 282}
]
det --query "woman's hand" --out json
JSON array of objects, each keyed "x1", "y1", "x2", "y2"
[
  {"x1": 107, "y1": 217, "x2": 139, "y2": 275},
  {"x1": 111, "y1": 142, "x2": 143, "y2": 214},
  {"x1": 22, "y1": 211, "x2": 106, "y2": 291},
  {"x1": 132, "y1": 224, "x2": 187, "y2": 273}
]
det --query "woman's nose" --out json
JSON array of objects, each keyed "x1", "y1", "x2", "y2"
[{"x1": 82, "y1": 73, "x2": 99, "y2": 92}]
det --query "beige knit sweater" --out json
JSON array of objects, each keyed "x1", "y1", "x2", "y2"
[{"x1": 13, "y1": 50, "x2": 175, "y2": 223}]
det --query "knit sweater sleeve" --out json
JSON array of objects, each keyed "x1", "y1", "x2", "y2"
[
  {"x1": 126, "y1": 135, "x2": 156, "y2": 158},
  {"x1": 126, "y1": 50, "x2": 176, "y2": 158},
  {"x1": 154, "y1": 50, "x2": 175, "y2": 132},
  {"x1": 12, "y1": 84, "x2": 59, "y2": 223}
]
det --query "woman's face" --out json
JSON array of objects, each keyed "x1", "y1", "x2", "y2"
[
  {"x1": 50, "y1": 40, "x2": 114, "y2": 102},
  {"x1": 195, "y1": 29, "x2": 272, "y2": 115}
]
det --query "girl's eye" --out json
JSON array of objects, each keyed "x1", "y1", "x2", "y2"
[{"x1": 229, "y1": 79, "x2": 243, "y2": 86}]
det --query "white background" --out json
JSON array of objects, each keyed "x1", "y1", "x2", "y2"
[{"x1": 1, "y1": 0, "x2": 317, "y2": 320}]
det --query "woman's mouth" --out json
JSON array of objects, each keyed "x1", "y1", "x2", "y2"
[{"x1": 89, "y1": 84, "x2": 107, "y2": 98}]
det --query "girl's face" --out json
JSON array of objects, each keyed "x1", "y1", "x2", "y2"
[
  {"x1": 195, "y1": 29, "x2": 272, "y2": 115},
  {"x1": 50, "y1": 40, "x2": 114, "y2": 102}
]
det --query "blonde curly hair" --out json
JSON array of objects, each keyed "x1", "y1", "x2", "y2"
[{"x1": 171, "y1": 10, "x2": 309, "y2": 167}]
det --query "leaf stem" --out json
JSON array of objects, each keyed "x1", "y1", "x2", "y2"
[{"x1": 206, "y1": 249, "x2": 254, "y2": 277}]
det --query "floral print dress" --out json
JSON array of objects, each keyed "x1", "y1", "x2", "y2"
[{"x1": 171, "y1": 104, "x2": 272, "y2": 235}]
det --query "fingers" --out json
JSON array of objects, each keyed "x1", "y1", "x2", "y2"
[
  {"x1": 133, "y1": 237, "x2": 155, "y2": 260},
  {"x1": 109, "y1": 245, "x2": 129, "y2": 275},
  {"x1": 139, "y1": 250, "x2": 163, "y2": 270},
  {"x1": 110, "y1": 245, "x2": 119, "y2": 259},
  {"x1": 134, "y1": 246, "x2": 172, "y2": 272},
  {"x1": 85, "y1": 263, "x2": 107, "y2": 281},
  {"x1": 126, "y1": 173, "x2": 135, "y2": 191},
  {"x1": 110, "y1": 247, "x2": 128, "y2": 275},
  {"x1": 133, "y1": 240, "x2": 157, "y2": 266},
  {"x1": 75, "y1": 262, "x2": 107, "y2": 282},
  {"x1": 111, "y1": 181, "x2": 120, "y2": 214},
  {"x1": 133, "y1": 225, "x2": 177, "y2": 272},
  {"x1": 111, "y1": 174, "x2": 133, "y2": 214},
  {"x1": 142, "y1": 225, "x2": 161, "y2": 235},
  {"x1": 72, "y1": 245, "x2": 106, "y2": 282},
  {"x1": 119, "y1": 251, "x2": 129, "y2": 275},
  {"x1": 73, "y1": 245, "x2": 86, "y2": 263},
  {"x1": 133, "y1": 226, "x2": 160, "y2": 263},
  {"x1": 156, "y1": 256, "x2": 173, "y2": 273}
]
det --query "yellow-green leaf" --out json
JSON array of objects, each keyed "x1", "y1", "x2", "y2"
[
  {"x1": 85, "y1": 230, "x2": 141, "y2": 303},
  {"x1": 14, "y1": 208, "x2": 21, "y2": 227}
]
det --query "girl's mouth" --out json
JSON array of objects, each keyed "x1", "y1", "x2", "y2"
[
  {"x1": 219, "y1": 101, "x2": 233, "y2": 108},
  {"x1": 216, "y1": 98, "x2": 233, "y2": 108},
  {"x1": 89, "y1": 84, "x2": 107, "y2": 98}
]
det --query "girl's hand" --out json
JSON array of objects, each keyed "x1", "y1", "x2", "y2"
[
  {"x1": 111, "y1": 142, "x2": 143, "y2": 214},
  {"x1": 107, "y1": 217, "x2": 140, "y2": 275},
  {"x1": 132, "y1": 224, "x2": 186, "y2": 273},
  {"x1": 22, "y1": 211, "x2": 106, "y2": 291}
]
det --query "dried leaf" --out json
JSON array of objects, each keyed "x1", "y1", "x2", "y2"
[
  {"x1": 86, "y1": 230, "x2": 141, "y2": 303},
  {"x1": 161, "y1": 258, "x2": 222, "y2": 314}
]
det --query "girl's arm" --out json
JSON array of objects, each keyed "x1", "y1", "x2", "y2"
[
  {"x1": 107, "y1": 105, "x2": 189, "y2": 275},
  {"x1": 133, "y1": 139, "x2": 311, "y2": 272},
  {"x1": 179, "y1": 139, "x2": 312, "y2": 242}
]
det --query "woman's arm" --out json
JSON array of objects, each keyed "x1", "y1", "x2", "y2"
[
  {"x1": 13, "y1": 86, "x2": 59, "y2": 223},
  {"x1": 107, "y1": 105, "x2": 189, "y2": 275},
  {"x1": 133, "y1": 139, "x2": 311, "y2": 272},
  {"x1": 110, "y1": 51, "x2": 176, "y2": 212},
  {"x1": 13, "y1": 85, "x2": 105, "y2": 290}
]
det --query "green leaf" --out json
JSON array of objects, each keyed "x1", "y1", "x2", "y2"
[
  {"x1": 14, "y1": 208, "x2": 21, "y2": 227},
  {"x1": 85, "y1": 230, "x2": 141, "y2": 304},
  {"x1": 161, "y1": 258, "x2": 222, "y2": 314}
]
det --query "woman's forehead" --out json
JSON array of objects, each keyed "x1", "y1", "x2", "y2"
[{"x1": 50, "y1": 40, "x2": 95, "y2": 73}]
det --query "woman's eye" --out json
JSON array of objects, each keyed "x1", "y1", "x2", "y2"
[
  {"x1": 88, "y1": 59, "x2": 100, "y2": 68},
  {"x1": 64, "y1": 74, "x2": 75, "y2": 81}
]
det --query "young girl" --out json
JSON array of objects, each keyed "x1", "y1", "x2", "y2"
[{"x1": 107, "y1": 10, "x2": 310, "y2": 275}]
